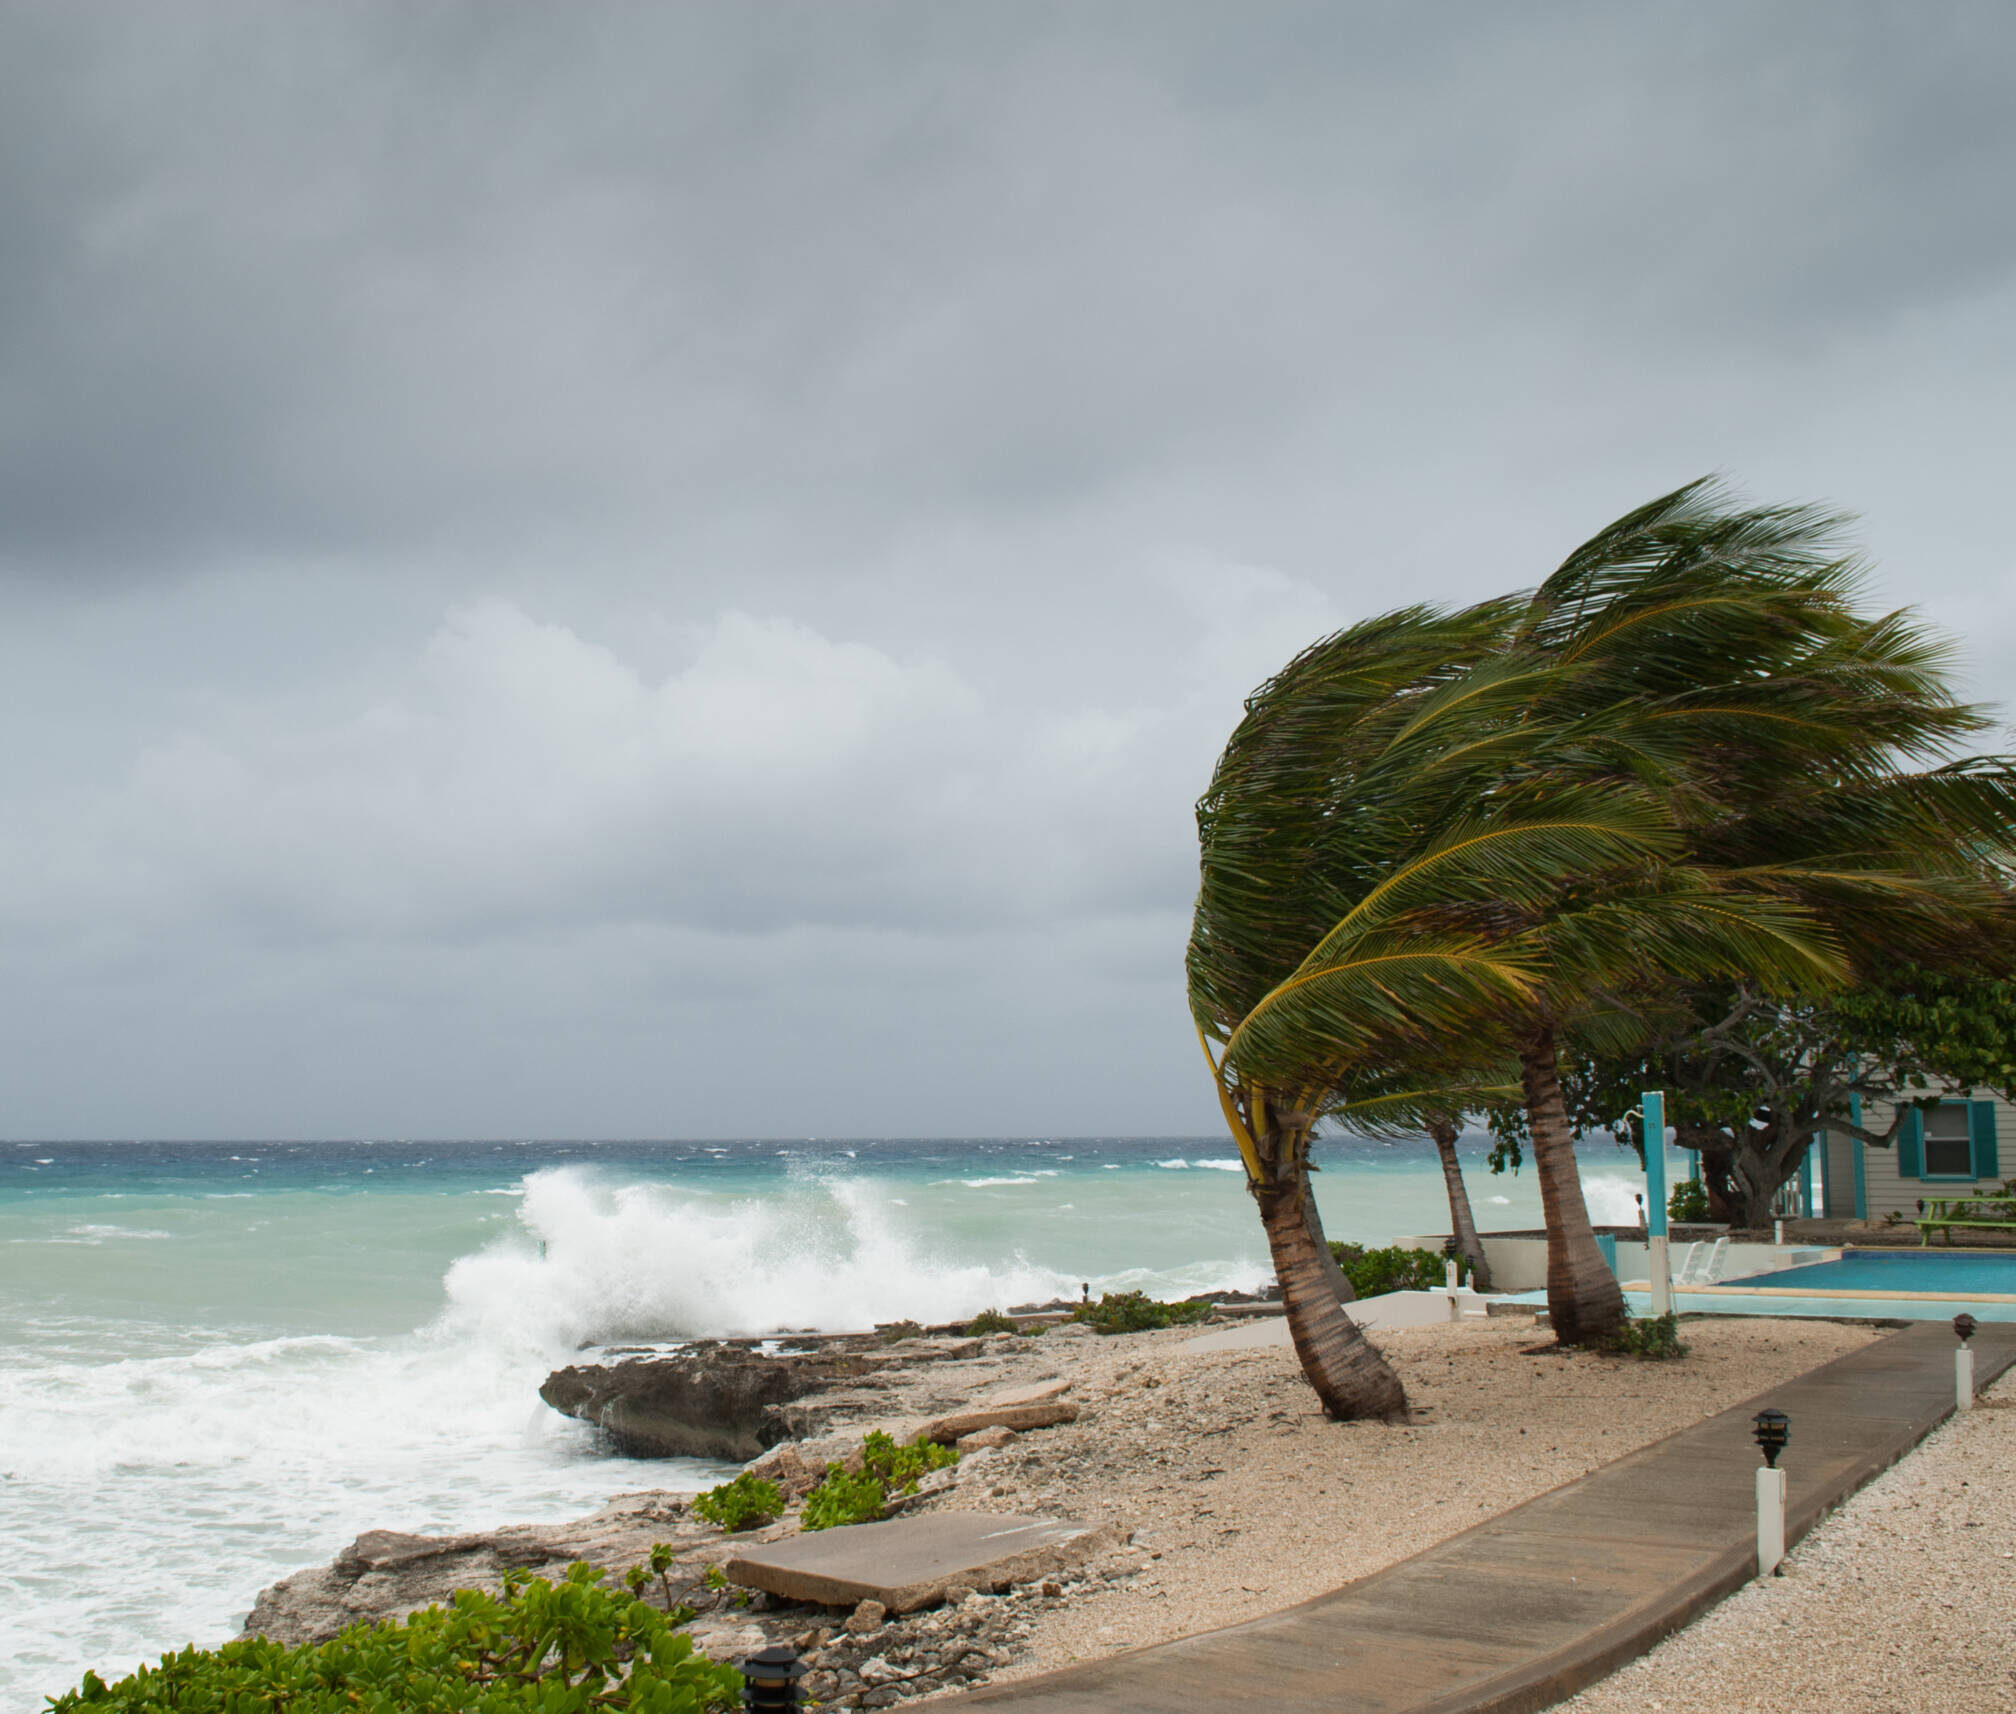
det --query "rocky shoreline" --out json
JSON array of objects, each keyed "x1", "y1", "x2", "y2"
[
  {"x1": 245, "y1": 1320, "x2": 1143, "y2": 1704},
  {"x1": 243, "y1": 1310, "x2": 1878, "y2": 1709}
]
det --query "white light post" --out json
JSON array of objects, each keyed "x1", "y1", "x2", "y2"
[
  {"x1": 1955, "y1": 1314, "x2": 1978, "y2": 1413},
  {"x1": 1752, "y1": 1409, "x2": 1789, "y2": 1576}
]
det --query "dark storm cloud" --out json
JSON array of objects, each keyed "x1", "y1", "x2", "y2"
[
  {"x1": 5, "y1": 3, "x2": 2014, "y2": 581},
  {"x1": 0, "y1": 3, "x2": 2012, "y2": 1135}
]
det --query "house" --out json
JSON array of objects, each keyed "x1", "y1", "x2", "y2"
[{"x1": 1816, "y1": 1087, "x2": 2010, "y2": 1222}]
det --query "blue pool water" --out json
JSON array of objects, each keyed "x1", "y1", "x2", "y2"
[{"x1": 1753, "y1": 1249, "x2": 2016, "y2": 1296}]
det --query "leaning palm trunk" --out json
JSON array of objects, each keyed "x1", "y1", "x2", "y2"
[
  {"x1": 1295, "y1": 1158, "x2": 1357, "y2": 1305},
  {"x1": 1253, "y1": 1143, "x2": 1405, "y2": 1421},
  {"x1": 1518, "y1": 1027, "x2": 1626, "y2": 1345},
  {"x1": 1426, "y1": 1116, "x2": 1491, "y2": 1292}
]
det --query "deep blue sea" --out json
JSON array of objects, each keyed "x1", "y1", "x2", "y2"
[{"x1": 1, "y1": 1134, "x2": 1654, "y2": 1710}]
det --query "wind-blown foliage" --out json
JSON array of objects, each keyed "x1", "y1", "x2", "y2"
[{"x1": 1190, "y1": 478, "x2": 2016, "y2": 1355}]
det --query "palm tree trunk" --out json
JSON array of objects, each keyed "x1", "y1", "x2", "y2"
[
  {"x1": 1518, "y1": 1026, "x2": 1627, "y2": 1346},
  {"x1": 1294, "y1": 1159, "x2": 1357, "y2": 1304},
  {"x1": 1255, "y1": 1173, "x2": 1407, "y2": 1421},
  {"x1": 1426, "y1": 1117, "x2": 1491, "y2": 1292}
]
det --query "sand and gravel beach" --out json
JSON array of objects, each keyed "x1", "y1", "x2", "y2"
[{"x1": 913, "y1": 1313, "x2": 1879, "y2": 1682}]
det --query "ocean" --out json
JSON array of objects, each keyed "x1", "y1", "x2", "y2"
[{"x1": 1, "y1": 1134, "x2": 1663, "y2": 1710}]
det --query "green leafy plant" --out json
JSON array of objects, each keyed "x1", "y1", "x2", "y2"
[
  {"x1": 1327, "y1": 1243, "x2": 1445, "y2": 1297},
  {"x1": 965, "y1": 1307, "x2": 1019, "y2": 1335},
  {"x1": 878, "y1": 1318, "x2": 924, "y2": 1343},
  {"x1": 1667, "y1": 1179, "x2": 1711, "y2": 1223},
  {"x1": 802, "y1": 1464, "x2": 890, "y2": 1531},
  {"x1": 1069, "y1": 1290, "x2": 1213, "y2": 1334},
  {"x1": 690, "y1": 1470, "x2": 784, "y2": 1532},
  {"x1": 50, "y1": 1562, "x2": 744, "y2": 1714},
  {"x1": 701, "y1": 1564, "x2": 728, "y2": 1591},
  {"x1": 861, "y1": 1429, "x2": 958, "y2": 1493},
  {"x1": 622, "y1": 1542, "x2": 686, "y2": 1613},
  {"x1": 1612, "y1": 1313, "x2": 1689, "y2": 1360},
  {"x1": 801, "y1": 1432, "x2": 960, "y2": 1529}
]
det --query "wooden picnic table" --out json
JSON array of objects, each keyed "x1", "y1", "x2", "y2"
[{"x1": 1916, "y1": 1193, "x2": 2016, "y2": 1244}]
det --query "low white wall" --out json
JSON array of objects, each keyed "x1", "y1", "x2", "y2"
[{"x1": 1397, "y1": 1233, "x2": 1824, "y2": 1293}]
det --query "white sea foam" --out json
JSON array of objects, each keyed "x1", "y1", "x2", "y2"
[
  {"x1": 442, "y1": 1168, "x2": 1074, "y2": 1349},
  {"x1": 1581, "y1": 1173, "x2": 1648, "y2": 1226}
]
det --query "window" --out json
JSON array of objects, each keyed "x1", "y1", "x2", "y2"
[{"x1": 1923, "y1": 1105, "x2": 1974, "y2": 1177}]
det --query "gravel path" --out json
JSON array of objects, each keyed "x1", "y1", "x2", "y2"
[{"x1": 1563, "y1": 1366, "x2": 2016, "y2": 1714}]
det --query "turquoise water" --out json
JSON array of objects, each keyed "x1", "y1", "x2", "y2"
[
  {"x1": 1755, "y1": 1249, "x2": 2016, "y2": 1296},
  {"x1": 2, "y1": 1134, "x2": 1655, "y2": 1711}
]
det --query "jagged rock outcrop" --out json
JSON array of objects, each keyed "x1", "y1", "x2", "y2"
[
  {"x1": 539, "y1": 1337, "x2": 983, "y2": 1460},
  {"x1": 241, "y1": 1491, "x2": 710, "y2": 1646}
]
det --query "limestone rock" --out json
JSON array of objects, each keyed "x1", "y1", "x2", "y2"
[
  {"x1": 918, "y1": 1401, "x2": 1079, "y2": 1444},
  {"x1": 846, "y1": 1598, "x2": 888, "y2": 1633},
  {"x1": 540, "y1": 1344, "x2": 892, "y2": 1460},
  {"x1": 242, "y1": 1491, "x2": 700, "y2": 1646},
  {"x1": 540, "y1": 1338, "x2": 989, "y2": 1461},
  {"x1": 984, "y1": 1379, "x2": 1070, "y2": 1408},
  {"x1": 955, "y1": 1425, "x2": 1019, "y2": 1453},
  {"x1": 745, "y1": 1441, "x2": 819, "y2": 1498}
]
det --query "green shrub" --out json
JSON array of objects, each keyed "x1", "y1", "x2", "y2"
[
  {"x1": 1328, "y1": 1243, "x2": 1445, "y2": 1297},
  {"x1": 801, "y1": 1430, "x2": 960, "y2": 1530},
  {"x1": 878, "y1": 1318, "x2": 924, "y2": 1343},
  {"x1": 1069, "y1": 1290, "x2": 1213, "y2": 1334},
  {"x1": 1667, "y1": 1179, "x2": 1711, "y2": 1222},
  {"x1": 690, "y1": 1470, "x2": 784, "y2": 1532},
  {"x1": 966, "y1": 1307, "x2": 1019, "y2": 1335},
  {"x1": 861, "y1": 1429, "x2": 958, "y2": 1492},
  {"x1": 802, "y1": 1464, "x2": 890, "y2": 1530},
  {"x1": 1613, "y1": 1313, "x2": 1689, "y2": 1360},
  {"x1": 49, "y1": 1561, "x2": 744, "y2": 1714}
]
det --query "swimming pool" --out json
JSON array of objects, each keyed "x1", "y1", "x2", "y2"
[{"x1": 1729, "y1": 1248, "x2": 2016, "y2": 1300}]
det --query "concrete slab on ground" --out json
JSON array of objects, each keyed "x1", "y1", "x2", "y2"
[
  {"x1": 724, "y1": 1512, "x2": 1118, "y2": 1613},
  {"x1": 933, "y1": 1318, "x2": 2016, "y2": 1713}
]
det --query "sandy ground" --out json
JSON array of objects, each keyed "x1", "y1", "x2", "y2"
[
  {"x1": 1561, "y1": 1366, "x2": 2016, "y2": 1714},
  {"x1": 914, "y1": 1312, "x2": 1877, "y2": 1682}
]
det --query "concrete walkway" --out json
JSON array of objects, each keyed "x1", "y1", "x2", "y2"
[{"x1": 934, "y1": 1320, "x2": 2016, "y2": 1714}]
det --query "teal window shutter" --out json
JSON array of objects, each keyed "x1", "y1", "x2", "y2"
[
  {"x1": 1971, "y1": 1101, "x2": 2000, "y2": 1181},
  {"x1": 1898, "y1": 1107, "x2": 1923, "y2": 1179}
]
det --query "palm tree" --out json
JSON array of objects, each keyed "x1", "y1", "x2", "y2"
[
  {"x1": 1425, "y1": 1115, "x2": 1491, "y2": 1291},
  {"x1": 1487, "y1": 484, "x2": 2016, "y2": 1334},
  {"x1": 1189, "y1": 600, "x2": 1528, "y2": 1418},
  {"x1": 1196, "y1": 482, "x2": 2008, "y2": 1351}
]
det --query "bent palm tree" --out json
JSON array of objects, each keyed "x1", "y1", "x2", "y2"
[
  {"x1": 1425, "y1": 1115, "x2": 1491, "y2": 1291},
  {"x1": 1195, "y1": 481, "x2": 2009, "y2": 1354}
]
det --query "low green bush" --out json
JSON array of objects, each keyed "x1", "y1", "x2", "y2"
[
  {"x1": 878, "y1": 1318, "x2": 924, "y2": 1343},
  {"x1": 690, "y1": 1470, "x2": 784, "y2": 1532},
  {"x1": 1069, "y1": 1290, "x2": 1213, "y2": 1334},
  {"x1": 1327, "y1": 1243, "x2": 1445, "y2": 1297},
  {"x1": 802, "y1": 1464, "x2": 890, "y2": 1531},
  {"x1": 49, "y1": 1561, "x2": 744, "y2": 1714},
  {"x1": 1613, "y1": 1313, "x2": 1689, "y2": 1360},
  {"x1": 1667, "y1": 1179, "x2": 1711, "y2": 1223},
  {"x1": 965, "y1": 1307, "x2": 1019, "y2": 1335},
  {"x1": 801, "y1": 1431, "x2": 960, "y2": 1530},
  {"x1": 861, "y1": 1429, "x2": 958, "y2": 1492}
]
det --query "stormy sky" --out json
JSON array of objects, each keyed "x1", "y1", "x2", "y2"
[{"x1": 3, "y1": 3, "x2": 2013, "y2": 1138}]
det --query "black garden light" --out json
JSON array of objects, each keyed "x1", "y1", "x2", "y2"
[
  {"x1": 1954, "y1": 1313, "x2": 1978, "y2": 1345},
  {"x1": 1751, "y1": 1408, "x2": 1790, "y2": 1469},
  {"x1": 740, "y1": 1646, "x2": 808, "y2": 1711}
]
